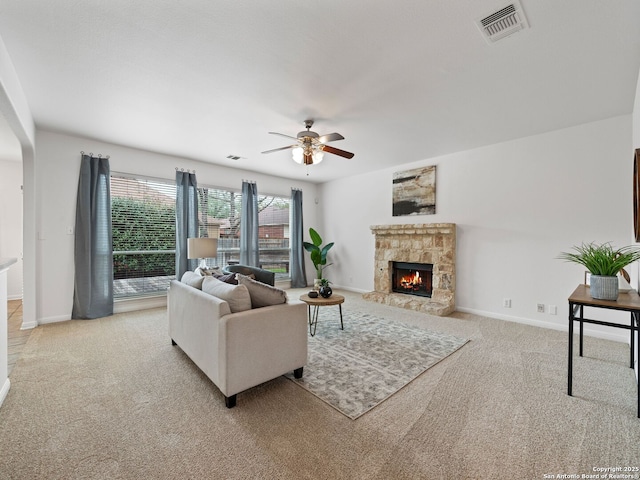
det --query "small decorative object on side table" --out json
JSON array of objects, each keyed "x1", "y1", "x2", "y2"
[
  {"x1": 319, "y1": 278, "x2": 332, "y2": 298},
  {"x1": 558, "y1": 242, "x2": 640, "y2": 301}
]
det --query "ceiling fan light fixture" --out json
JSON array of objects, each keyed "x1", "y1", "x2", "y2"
[
  {"x1": 312, "y1": 150, "x2": 324, "y2": 164},
  {"x1": 292, "y1": 147, "x2": 304, "y2": 164}
]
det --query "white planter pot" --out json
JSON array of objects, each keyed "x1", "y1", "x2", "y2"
[{"x1": 590, "y1": 275, "x2": 619, "y2": 300}]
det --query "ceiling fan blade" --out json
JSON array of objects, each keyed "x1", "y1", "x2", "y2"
[
  {"x1": 321, "y1": 145, "x2": 354, "y2": 159},
  {"x1": 317, "y1": 132, "x2": 344, "y2": 143},
  {"x1": 261, "y1": 144, "x2": 298, "y2": 154},
  {"x1": 268, "y1": 132, "x2": 299, "y2": 141}
]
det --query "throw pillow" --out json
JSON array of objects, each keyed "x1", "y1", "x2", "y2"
[
  {"x1": 236, "y1": 273, "x2": 287, "y2": 308},
  {"x1": 201, "y1": 276, "x2": 252, "y2": 313},
  {"x1": 195, "y1": 266, "x2": 222, "y2": 277},
  {"x1": 212, "y1": 272, "x2": 238, "y2": 285},
  {"x1": 181, "y1": 271, "x2": 204, "y2": 289}
]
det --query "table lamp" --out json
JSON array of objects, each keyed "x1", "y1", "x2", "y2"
[{"x1": 187, "y1": 237, "x2": 218, "y2": 269}]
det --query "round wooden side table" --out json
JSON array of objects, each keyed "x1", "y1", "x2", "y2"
[{"x1": 299, "y1": 293, "x2": 345, "y2": 336}]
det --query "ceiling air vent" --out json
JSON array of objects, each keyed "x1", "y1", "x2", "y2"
[
  {"x1": 476, "y1": 1, "x2": 528, "y2": 44},
  {"x1": 226, "y1": 155, "x2": 241, "y2": 161}
]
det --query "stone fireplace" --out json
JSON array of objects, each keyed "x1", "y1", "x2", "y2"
[{"x1": 363, "y1": 223, "x2": 456, "y2": 316}]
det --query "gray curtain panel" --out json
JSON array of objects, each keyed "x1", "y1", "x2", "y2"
[
  {"x1": 72, "y1": 154, "x2": 113, "y2": 319},
  {"x1": 240, "y1": 181, "x2": 259, "y2": 267},
  {"x1": 175, "y1": 171, "x2": 199, "y2": 280},
  {"x1": 290, "y1": 188, "x2": 307, "y2": 287}
]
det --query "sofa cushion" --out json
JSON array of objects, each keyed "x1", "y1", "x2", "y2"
[
  {"x1": 181, "y1": 271, "x2": 204, "y2": 289},
  {"x1": 202, "y1": 276, "x2": 252, "y2": 313},
  {"x1": 236, "y1": 273, "x2": 287, "y2": 308}
]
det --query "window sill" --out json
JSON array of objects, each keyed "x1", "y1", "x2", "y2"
[{"x1": 114, "y1": 295, "x2": 167, "y2": 313}]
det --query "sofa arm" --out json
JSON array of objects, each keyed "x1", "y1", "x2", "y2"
[
  {"x1": 168, "y1": 280, "x2": 231, "y2": 385},
  {"x1": 218, "y1": 301, "x2": 307, "y2": 397}
]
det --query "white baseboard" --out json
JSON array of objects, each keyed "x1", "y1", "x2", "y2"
[
  {"x1": 0, "y1": 378, "x2": 10, "y2": 409},
  {"x1": 38, "y1": 314, "x2": 71, "y2": 325},
  {"x1": 7, "y1": 294, "x2": 22, "y2": 301},
  {"x1": 34, "y1": 297, "x2": 168, "y2": 326},
  {"x1": 20, "y1": 320, "x2": 38, "y2": 330},
  {"x1": 456, "y1": 306, "x2": 629, "y2": 344},
  {"x1": 335, "y1": 285, "x2": 370, "y2": 294}
]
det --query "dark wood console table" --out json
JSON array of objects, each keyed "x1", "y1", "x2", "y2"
[{"x1": 568, "y1": 284, "x2": 639, "y2": 417}]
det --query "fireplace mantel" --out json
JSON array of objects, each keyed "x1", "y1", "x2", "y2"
[{"x1": 363, "y1": 223, "x2": 456, "y2": 316}]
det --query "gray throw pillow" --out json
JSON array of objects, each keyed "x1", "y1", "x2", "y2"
[
  {"x1": 181, "y1": 271, "x2": 204, "y2": 289},
  {"x1": 236, "y1": 273, "x2": 287, "y2": 308},
  {"x1": 212, "y1": 272, "x2": 238, "y2": 285},
  {"x1": 201, "y1": 276, "x2": 252, "y2": 313}
]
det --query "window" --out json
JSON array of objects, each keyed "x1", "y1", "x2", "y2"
[
  {"x1": 111, "y1": 175, "x2": 176, "y2": 298},
  {"x1": 197, "y1": 187, "x2": 290, "y2": 280},
  {"x1": 110, "y1": 175, "x2": 292, "y2": 299}
]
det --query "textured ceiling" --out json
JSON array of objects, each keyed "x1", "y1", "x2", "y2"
[{"x1": 0, "y1": 0, "x2": 639, "y2": 182}]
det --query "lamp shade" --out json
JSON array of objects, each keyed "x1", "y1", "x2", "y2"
[{"x1": 187, "y1": 237, "x2": 218, "y2": 259}]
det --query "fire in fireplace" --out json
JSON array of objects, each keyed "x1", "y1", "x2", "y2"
[{"x1": 392, "y1": 262, "x2": 433, "y2": 297}]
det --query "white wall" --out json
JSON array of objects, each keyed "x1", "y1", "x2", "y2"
[
  {"x1": 34, "y1": 129, "x2": 319, "y2": 323},
  {"x1": 0, "y1": 159, "x2": 22, "y2": 299},
  {"x1": 634, "y1": 69, "x2": 640, "y2": 148},
  {"x1": 0, "y1": 33, "x2": 36, "y2": 330},
  {"x1": 321, "y1": 115, "x2": 634, "y2": 342}
]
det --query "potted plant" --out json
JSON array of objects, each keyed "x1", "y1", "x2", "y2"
[
  {"x1": 558, "y1": 242, "x2": 640, "y2": 300},
  {"x1": 303, "y1": 228, "x2": 334, "y2": 290},
  {"x1": 318, "y1": 278, "x2": 333, "y2": 298}
]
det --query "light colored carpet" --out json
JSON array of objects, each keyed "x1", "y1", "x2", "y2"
[
  {"x1": 1, "y1": 289, "x2": 639, "y2": 479},
  {"x1": 285, "y1": 310, "x2": 468, "y2": 419}
]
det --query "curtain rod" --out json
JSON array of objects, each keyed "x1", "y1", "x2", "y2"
[
  {"x1": 242, "y1": 179, "x2": 256, "y2": 184},
  {"x1": 291, "y1": 187, "x2": 303, "y2": 192},
  {"x1": 175, "y1": 167, "x2": 196, "y2": 174},
  {"x1": 80, "y1": 150, "x2": 110, "y2": 159}
]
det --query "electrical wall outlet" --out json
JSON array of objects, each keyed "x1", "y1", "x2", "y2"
[
  {"x1": 502, "y1": 298, "x2": 511, "y2": 308},
  {"x1": 537, "y1": 303, "x2": 545, "y2": 313}
]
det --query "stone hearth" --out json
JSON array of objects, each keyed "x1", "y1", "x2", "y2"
[{"x1": 363, "y1": 223, "x2": 456, "y2": 316}]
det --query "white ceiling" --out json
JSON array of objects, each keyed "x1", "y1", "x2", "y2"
[{"x1": 0, "y1": 1, "x2": 639, "y2": 182}]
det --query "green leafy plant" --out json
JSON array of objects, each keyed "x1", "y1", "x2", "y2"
[
  {"x1": 319, "y1": 278, "x2": 331, "y2": 287},
  {"x1": 303, "y1": 228, "x2": 334, "y2": 279},
  {"x1": 558, "y1": 242, "x2": 640, "y2": 276}
]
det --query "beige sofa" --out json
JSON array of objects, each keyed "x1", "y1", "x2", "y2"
[{"x1": 168, "y1": 275, "x2": 307, "y2": 408}]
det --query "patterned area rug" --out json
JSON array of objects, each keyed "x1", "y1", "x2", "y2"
[{"x1": 285, "y1": 309, "x2": 469, "y2": 419}]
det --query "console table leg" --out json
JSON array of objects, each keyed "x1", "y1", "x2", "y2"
[
  {"x1": 568, "y1": 302, "x2": 574, "y2": 396},
  {"x1": 579, "y1": 305, "x2": 584, "y2": 357},
  {"x1": 630, "y1": 312, "x2": 636, "y2": 369}
]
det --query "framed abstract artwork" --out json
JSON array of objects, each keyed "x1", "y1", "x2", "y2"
[{"x1": 392, "y1": 165, "x2": 436, "y2": 216}]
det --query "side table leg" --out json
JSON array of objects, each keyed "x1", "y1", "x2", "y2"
[
  {"x1": 579, "y1": 305, "x2": 584, "y2": 357},
  {"x1": 339, "y1": 304, "x2": 344, "y2": 330},
  {"x1": 630, "y1": 312, "x2": 636, "y2": 369},
  {"x1": 310, "y1": 305, "x2": 320, "y2": 337},
  {"x1": 568, "y1": 302, "x2": 574, "y2": 396}
]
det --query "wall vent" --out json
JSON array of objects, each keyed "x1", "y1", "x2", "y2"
[
  {"x1": 476, "y1": 1, "x2": 528, "y2": 43},
  {"x1": 226, "y1": 155, "x2": 241, "y2": 161}
]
